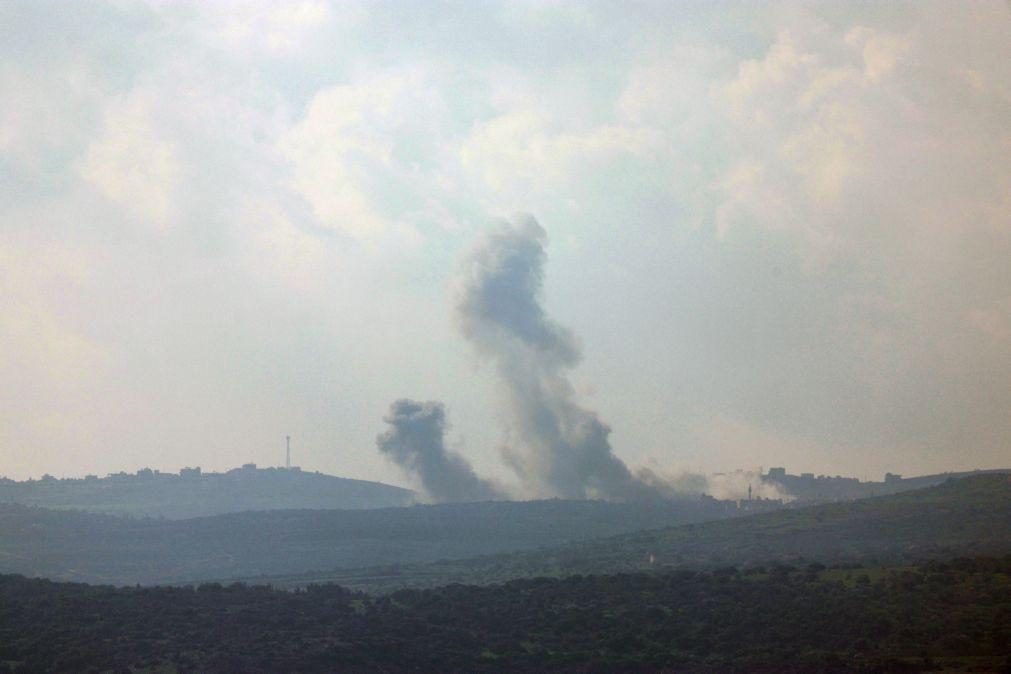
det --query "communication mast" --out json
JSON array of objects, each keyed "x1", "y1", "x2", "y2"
[{"x1": 286, "y1": 435, "x2": 291, "y2": 470}]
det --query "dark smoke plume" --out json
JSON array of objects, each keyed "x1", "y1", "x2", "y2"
[
  {"x1": 377, "y1": 399, "x2": 503, "y2": 502},
  {"x1": 454, "y1": 215, "x2": 664, "y2": 500}
]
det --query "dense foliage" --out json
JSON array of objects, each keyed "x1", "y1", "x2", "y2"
[{"x1": 1, "y1": 556, "x2": 1008, "y2": 673}]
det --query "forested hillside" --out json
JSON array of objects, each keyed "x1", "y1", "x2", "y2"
[{"x1": 1, "y1": 556, "x2": 1007, "y2": 673}]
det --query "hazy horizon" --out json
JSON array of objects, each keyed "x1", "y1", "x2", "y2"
[
  {"x1": 7, "y1": 458, "x2": 1005, "y2": 488},
  {"x1": 2, "y1": 1, "x2": 1009, "y2": 488}
]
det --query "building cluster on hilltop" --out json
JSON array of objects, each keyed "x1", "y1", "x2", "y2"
[{"x1": 763, "y1": 466, "x2": 912, "y2": 501}]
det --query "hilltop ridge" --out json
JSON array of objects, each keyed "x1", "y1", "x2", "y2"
[{"x1": 0, "y1": 464, "x2": 414, "y2": 518}]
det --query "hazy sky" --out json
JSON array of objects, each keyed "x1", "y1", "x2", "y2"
[{"x1": 2, "y1": 0, "x2": 1009, "y2": 486}]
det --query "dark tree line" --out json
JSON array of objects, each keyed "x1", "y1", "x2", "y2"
[{"x1": 0, "y1": 556, "x2": 1009, "y2": 673}]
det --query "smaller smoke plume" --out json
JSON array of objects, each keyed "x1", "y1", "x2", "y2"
[
  {"x1": 705, "y1": 470, "x2": 792, "y2": 502},
  {"x1": 637, "y1": 465, "x2": 792, "y2": 502},
  {"x1": 377, "y1": 399, "x2": 503, "y2": 503}
]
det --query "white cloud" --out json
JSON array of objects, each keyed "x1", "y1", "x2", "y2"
[
  {"x1": 0, "y1": 64, "x2": 103, "y2": 181},
  {"x1": 144, "y1": 0, "x2": 338, "y2": 57},
  {"x1": 461, "y1": 108, "x2": 659, "y2": 197},
  {"x1": 0, "y1": 234, "x2": 115, "y2": 476},
  {"x1": 713, "y1": 13, "x2": 1010, "y2": 267},
  {"x1": 79, "y1": 93, "x2": 181, "y2": 231},
  {"x1": 219, "y1": 1, "x2": 333, "y2": 55},
  {"x1": 281, "y1": 69, "x2": 454, "y2": 239}
]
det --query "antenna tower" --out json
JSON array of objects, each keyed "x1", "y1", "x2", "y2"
[{"x1": 286, "y1": 435, "x2": 291, "y2": 470}]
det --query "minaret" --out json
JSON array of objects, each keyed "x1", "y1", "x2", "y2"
[{"x1": 286, "y1": 435, "x2": 291, "y2": 470}]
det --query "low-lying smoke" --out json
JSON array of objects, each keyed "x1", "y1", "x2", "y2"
[
  {"x1": 377, "y1": 399, "x2": 503, "y2": 502},
  {"x1": 453, "y1": 215, "x2": 664, "y2": 500},
  {"x1": 638, "y1": 465, "x2": 792, "y2": 502}
]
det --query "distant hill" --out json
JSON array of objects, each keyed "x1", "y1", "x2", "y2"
[
  {"x1": 0, "y1": 495, "x2": 773, "y2": 586},
  {"x1": 0, "y1": 465, "x2": 414, "y2": 518},
  {"x1": 281, "y1": 473, "x2": 1011, "y2": 592}
]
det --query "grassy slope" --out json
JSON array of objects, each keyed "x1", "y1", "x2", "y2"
[
  {"x1": 0, "y1": 497, "x2": 756, "y2": 585},
  {"x1": 273, "y1": 473, "x2": 1011, "y2": 592}
]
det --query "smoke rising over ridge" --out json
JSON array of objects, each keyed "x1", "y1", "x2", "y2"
[
  {"x1": 376, "y1": 217, "x2": 781, "y2": 503},
  {"x1": 376, "y1": 217, "x2": 872, "y2": 504},
  {"x1": 454, "y1": 216, "x2": 664, "y2": 500},
  {"x1": 377, "y1": 399, "x2": 503, "y2": 502}
]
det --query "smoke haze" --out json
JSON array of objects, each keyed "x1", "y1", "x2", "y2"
[
  {"x1": 377, "y1": 399, "x2": 503, "y2": 502},
  {"x1": 454, "y1": 216, "x2": 664, "y2": 500}
]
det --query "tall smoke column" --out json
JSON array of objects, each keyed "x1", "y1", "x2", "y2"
[
  {"x1": 454, "y1": 215, "x2": 662, "y2": 500},
  {"x1": 377, "y1": 399, "x2": 503, "y2": 502}
]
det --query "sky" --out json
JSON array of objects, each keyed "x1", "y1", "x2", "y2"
[{"x1": 1, "y1": 0, "x2": 1009, "y2": 488}]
